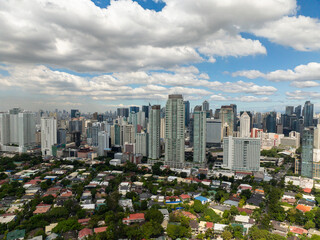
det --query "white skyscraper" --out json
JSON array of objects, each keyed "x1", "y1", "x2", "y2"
[
  {"x1": 0, "y1": 113, "x2": 10, "y2": 145},
  {"x1": 223, "y1": 136, "x2": 260, "y2": 171},
  {"x1": 193, "y1": 106, "x2": 206, "y2": 164},
  {"x1": 0, "y1": 110, "x2": 35, "y2": 152},
  {"x1": 240, "y1": 112, "x2": 250, "y2": 138},
  {"x1": 98, "y1": 131, "x2": 109, "y2": 156},
  {"x1": 148, "y1": 105, "x2": 161, "y2": 160},
  {"x1": 18, "y1": 112, "x2": 36, "y2": 150},
  {"x1": 41, "y1": 117, "x2": 57, "y2": 156},
  {"x1": 165, "y1": 94, "x2": 185, "y2": 165},
  {"x1": 135, "y1": 132, "x2": 148, "y2": 157}
]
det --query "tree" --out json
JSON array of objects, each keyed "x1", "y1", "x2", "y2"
[
  {"x1": 240, "y1": 189, "x2": 252, "y2": 200},
  {"x1": 42, "y1": 195, "x2": 54, "y2": 204},
  {"x1": 221, "y1": 230, "x2": 232, "y2": 240},
  {"x1": 230, "y1": 206, "x2": 239, "y2": 216},
  {"x1": 305, "y1": 220, "x2": 315, "y2": 229},
  {"x1": 193, "y1": 200, "x2": 204, "y2": 213},
  {"x1": 53, "y1": 219, "x2": 81, "y2": 233},
  {"x1": 167, "y1": 224, "x2": 191, "y2": 240},
  {"x1": 141, "y1": 221, "x2": 164, "y2": 239},
  {"x1": 145, "y1": 209, "x2": 164, "y2": 224}
]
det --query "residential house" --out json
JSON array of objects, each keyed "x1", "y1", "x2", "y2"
[{"x1": 122, "y1": 213, "x2": 145, "y2": 225}]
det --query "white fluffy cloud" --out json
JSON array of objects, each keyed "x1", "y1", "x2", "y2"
[
  {"x1": 252, "y1": 16, "x2": 320, "y2": 51},
  {"x1": 0, "y1": 0, "x2": 301, "y2": 72},
  {"x1": 286, "y1": 90, "x2": 320, "y2": 100},
  {"x1": 232, "y1": 62, "x2": 320, "y2": 87},
  {"x1": 0, "y1": 65, "x2": 277, "y2": 102},
  {"x1": 210, "y1": 94, "x2": 269, "y2": 102},
  {"x1": 290, "y1": 81, "x2": 320, "y2": 88}
]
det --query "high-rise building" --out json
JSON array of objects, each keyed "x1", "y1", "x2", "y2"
[
  {"x1": 301, "y1": 127, "x2": 314, "y2": 178},
  {"x1": 193, "y1": 106, "x2": 206, "y2": 164},
  {"x1": 0, "y1": 113, "x2": 10, "y2": 145},
  {"x1": 223, "y1": 136, "x2": 260, "y2": 172},
  {"x1": 41, "y1": 117, "x2": 57, "y2": 156},
  {"x1": 230, "y1": 104, "x2": 237, "y2": 131},
  {"x1": 120, "y1": 124, "x2": 135, "y2": 145},
  {"x1": 206, "y1": 119, "x2": 222, "y2": 147},
  {"x1": 165, "y1": 94, "x2": 185, "y2": 164},
  {"x1": 18, "y1": 112, "x2": 36, "y2": 150},
  {"x1": 220, "y1": 105, "x2": 234, "y2": 137},
  {"x1": 240, "y1": 112, "x2": 250, "y2": 138},
  {"x1": 148, "y1": 105, "x2": 161, "y2": 160},
  {"x1": 117, "y1": 108, "x2": 129, "y2": 118},
  {"x1": 313, "y1": 125, "x2": 320, "y2": 179},
  {"x1": 160, "y1": 118, "x2": 165, "y2": 139},
  {"x1": 0, "y1": 111, "x2": 36, "y2": 152},
  {"x1": 57, "y1": 128, "x2": 67, "y2": 145},
  {"x1": 129, "y1": 106, "x2": 139, "y2": 114},
  {"x1": 286, "y1": 106, "x2": 294, "y2": 116},
  {"x1": 295, "y1": 105, "x2": 302, "y2": 119},
  {"x1": 266, "y1": 112, "x2": 277, "y2": 133},
  {"x1": 98, "y1": 131, "x2": 109, "y2": 156},
  {"x1": 304, "y1": 101, "x2": 314, "y2": 127},
  {"x1": 142, "y1": 105, "x2": 149, "y2": 119},
  {"x1": 135, "y1": 132, "x2": 148, "y2": 157},
  {"x1": 110, "y1": 123, "x2": 121, "y2": 145},
  {"x1": 71, "y1": 109, "x2": 80, "y2": 119},
  {"x1": 184, "y1": 101, "x2": 190, "y2": 127},
  {"x1": 202, "y1": 100, "x2": 209, "y2": 112}
]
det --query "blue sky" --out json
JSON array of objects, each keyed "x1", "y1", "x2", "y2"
[{"x1": 0, "y1": 0, "x2": 320, "y2": 113}]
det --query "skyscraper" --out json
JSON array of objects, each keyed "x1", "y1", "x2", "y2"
[
  {"x1": 129, "y1": 106, "x2": 139, "y2": 114},
  {"x1": 223, "y1": 136, "x2": 260, "y2": 171},
  {"x1": 301, "y1": 127, "x2": 314, "y2": 178},
  {"x1": 206, "y1": 119, "x2": 222, "y2": 147},
  {"x1": 142, "y1": 105, "x2": 149, "y2": 119},
  {"x1": 98, "y1": 131, "x2": 109, "y2": 156},
  {"x1": 202, "y1": 100, "x2": 209, "y2": 112},
  {"x1": 266, "y1": 112, "x2": 277, "y2": 133},
  {"x1": 285, "y1": 106, "x2": 294, "y2": 116},
  {"x1": 313, "y1": 125, "x2": 320, "y2": 179},
  {"x1": 0, "y1": 111, "x2": 36, "y2": 152},
  {"x1": 165, "y1": 95, "x2": 185, "y2": 165},
  {"x1": 240, "y1": 112, "x2": 250, "y2": 138},
  {"x1": 230, "y1": 104, "x2": 237, "y2": 131},
  {"x1": 18, "y1": 112, "x2": 36, "y2": 150},
  {"x1": 148, "y1": 105, "x2": 160, "y2": 160},
  {"x1": 304, "y1": 101, "x2": 314, "y2": 127},
  {"x1": 41, "y1": 117, "x2": 57, "y2": 156},
  {"x1": 71, "y1": 109, "x2": 80, "y2": 119},
  {"x1": 135, "y1": 132, "x2": 148, "y2": 157},
  {"x1": 193, "y1": 106, "x2": 206, "y2": 164},
  {"x1": 184, "y1": 101, "x2": 190, "y2": 127},
  {"x1": 220, "y1": 105, "x2": 234, "y2": 137},
  {"x1": 117, "y1": 108, "x2": 129, "y2": 118},
  {"x1": 295, "y1": 105, "x2": 302, "y2": 119}
]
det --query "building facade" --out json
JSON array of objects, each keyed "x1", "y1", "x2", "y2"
[
  {"x1": 148, "y1": 105, "x2": 161, "y2": 160},
  {"x1": 165, "y1": 95, "x2": 185, "y2": 164},
  {"x1": 41, "y1": 117, "x2": 57, "y2": 156},
  {"x1": 193, "y1": 106, "x2": 206, "y2": 164},
  {"x1": 223, "y1": 136, "x2": 260, "y2": 172}
]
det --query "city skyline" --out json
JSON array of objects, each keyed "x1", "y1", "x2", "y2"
[{"x1": 0, "y1": 0, "x2": 320, "y2": 112}]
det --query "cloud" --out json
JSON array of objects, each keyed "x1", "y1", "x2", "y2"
[
  {"x1": 0, "y1": 0, "x2": 299, "y2": 72},
  {"x1": 210, "y1": 94, "x2": 269, "y2": 102},
  {"x1": 232, "y1": 70, "x2": 265, "y2": 79},
  {"x1": 0, "y1": 64, "x2": 277, "y2": 104},
  {"x1": 231, "y1": 62, "x2": 320, "y2": 83},
  {"x1": 252, "y1": 16, "x2": 320, "y2": 51},
  {"x1": 290, "y1": 81, "x2": 320, "y2": 88},
  {"x1": 286, "y1": 90, "x2": 320, "y2": 100}
]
